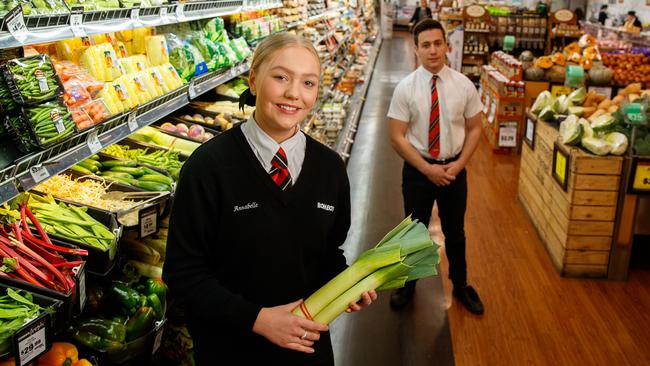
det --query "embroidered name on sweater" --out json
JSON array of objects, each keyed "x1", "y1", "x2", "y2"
[
  {"x1": 233, "y1": 202, "x2": 259, "y2": 212},
  {"x1": 317, "y1": 202, "x2": 335, "y2": 212}
]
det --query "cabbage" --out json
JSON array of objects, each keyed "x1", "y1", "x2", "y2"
[
  {"x1": 591, "y1": 114, "x2": 615, "y2": 133},
  {"x1": 568, "y1": 106, "x2": 585, "y2": 116},
  {"x1": 582, "y1": 137, "x2": 612, "y2": 156},
  {"x1": 554, "y1": 95, "x2": 570, "y2": 114},
  {"x1": 539, "y1": 106, "x2": 555, "y2": 121},
  {"x1": 605, "y1": 132, "x2": 628, "y2": 155},
  {"x1": 567, "y1": 87, "x2": 587, "y2": 106},
  {"x1": 531, "y1": 91, "x2": 554, "y2": 114},
  {"x1": 560, "y1": 115, "x2": 583, "y2": 145},
  {"x1": 578, "y1": 118, "x2": 594, "y2": 138}
]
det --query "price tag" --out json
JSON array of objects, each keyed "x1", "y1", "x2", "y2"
[
  {"x1": 131, "y1": 7, "x2": 141, "y2": 25},
  {"x1": 128, "y1": 110, "x2": 139, "y2": 131},
  {"x1": 29, "y1": 165, "x2": 50, "y2": 184},
  {"x1": 160, "y1": 7, "x2": 168, "y2": 20},
  {"x1": 139, "y1": 205, "x2": 159, "y2": 239},
  {"x1": 175, "y1": 3, "x2": 185, "y2": 19},
  {"x1": 623, "y1": 103, "x2": 648, "y2": 126},
  {"x1": 13, "y1": 314, "x2": 49, "y2": 366},
  {"x1": 188, "y1": 80, "x2": 197, "y2": 99},
  {"x1": 152, "y1": 322, "x2": 164, "y2": 355},
  {"x1": 498, "y1": 124, "x2": 517, "y2": 147},
  {"x1": 6, "y1": 6, "x2": 28, "y2": 43},
  {"x1": 53, "y1": 118, "x2": 65, "y2": 134},
  {"x1": 551, "y1": 85, "x2": 573, "y2": 97},
  {"x1": 525, "y1": 117, "x2": 535, "y2": 147},
  {"x1": 588, "y1": 86, "x2": 612, "y2": 99},
  {"x1": 482, "y1": 95, "x2": 490, "y2": 114},
  {"x1": 86, "y1": 131, "x2": 102, "y2": 154},
  {"x1": 552, "y1": 142, "x2": 570, "y2": 191},
  {"x1": 75, "y1": 264, "x2": 87, "y2": 312},
  {"x1": 632, "y1": 160, "x2": 650, "y2": 192},
  {"x1": 69, "y1": 6, "x2": 85, "y2": 37}
]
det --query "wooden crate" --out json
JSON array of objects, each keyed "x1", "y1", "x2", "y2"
[{"x1": 517, "y1": 114, "x2": 623, "y2": 278}]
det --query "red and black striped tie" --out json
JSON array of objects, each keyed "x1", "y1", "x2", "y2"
[
  {"x1": 270, "y1": 147, "x2": 292, "y2": 190},
  {"x1": 429, "y1": 75, "x2": 440, "y2": 157}
]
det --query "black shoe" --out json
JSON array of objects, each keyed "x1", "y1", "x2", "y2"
[
  {"x1": 452, "y1": 285, "x2": 484, "y2": 315},
  {"x1": 390, "y1": 285, "x2": 415, "y2": 310}
]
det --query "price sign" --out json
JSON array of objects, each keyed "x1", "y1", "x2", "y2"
[
  {"x1": 152, "y1": 322, "x2": 165, "y2": 355},
  {"x1": 131, "y1": 7, "x2": 141, "y2": 25},
  {"x1": 188, "y1": 80, "x2": 197, "y2": 99},
  {"x1": 588, "y1": 86, "x2": 612, "y2": 99},
  {"x1": 74, "y1": 264, "x2": 87, "y2": 312},
  {"x1": 139, "y1": 205, "x2": 159, "y2": 239},
  {"x1": 175, "y1": 3, "x2": 185, "y2": 19},
  {"x1": 160, "y1": 7, "x2": 168, "y2": 20},
  {"x1": 6, "y1": 6, "x2": 28, "y2": 43},
  {"x1": 524, "y1": 117, "x2": 535, "y2": 149},
  {"x1": 13, "y1": 314, "x2": 50, "y2": 366},
  {"x1": 86, "y1": 131, "x2": 102, "y2": 154},
  {"x1": 29, "y1": 165, "x2": 50, "y2": 184},
  {"x1": 623, "y1": 103, "x2": 648, "y2": 126},
  {"x1": 630, "y1": 159, "x2": 650, "y2": 194},
  {"x1": 551, "y1": 85, "x2": 573, "y2": 97},
  {"x1": 552, "y1": 142, "x2": 570, "y2": 191},
  {"x1": 498, "y1": 124, "x2": 517, "y2": 147},
  {"x1": 128, "y1": 110, "x2": 139, "y2": 131},
  {"x1": 69, "y1": 6, "x2": 85, "y2": 37}
]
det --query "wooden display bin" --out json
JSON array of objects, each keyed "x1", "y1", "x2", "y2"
[{"x1": 518, "y1": 111, "x2": 624, "y2": 277}]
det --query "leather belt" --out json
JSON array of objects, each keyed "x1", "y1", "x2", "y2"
[{"x1": 423, "y1": 154, "x2": 460, "y2": 165}]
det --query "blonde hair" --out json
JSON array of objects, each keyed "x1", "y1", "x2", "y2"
[{"x1": 250, "y1": 32, "x2": 321, "y2": 73}]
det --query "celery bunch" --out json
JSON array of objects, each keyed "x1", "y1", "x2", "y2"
[{"x1": 294, "y1": 217, "x2": 440, "y2": 324}]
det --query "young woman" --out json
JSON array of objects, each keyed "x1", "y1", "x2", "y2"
[{"x1": 163, "y1": 33, "x2": 376, "y2": 365}]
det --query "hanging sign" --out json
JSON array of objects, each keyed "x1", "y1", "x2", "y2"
[
  {"x1": 6, "y1": 6, "x2": 28, "y2": 43},
  {"x1": 13, "y1": 313, "x2": 50, "y2": 366},
  {"x1": 524, "y1": 116, "x2": 536, "y2": 149},
  {"x1": 552, "y1": 142, "x2": 570, "y2": 191}
]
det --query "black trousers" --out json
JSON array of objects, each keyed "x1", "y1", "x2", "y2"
[{"x1": 401, "y1": 160, "x2": 468, "y2": 288}]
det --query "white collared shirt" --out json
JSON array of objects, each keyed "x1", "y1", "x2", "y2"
[
  {"x1": 387, "y1": 65, "x2": 483, "y2": 159},
  {"x1": 241, "y1": 116, "x2": 306, "y2": 181}
]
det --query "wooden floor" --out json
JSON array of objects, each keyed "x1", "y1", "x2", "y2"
[{"x1": 438, "y1": 137, "x2": 650, "y2": 365}]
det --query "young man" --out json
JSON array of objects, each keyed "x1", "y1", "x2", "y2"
[
  {"x1": 387, "y1": 19, "x2": 484, "y2": 315},
  {"x1": 598, "y1": 5, "x2": 608, "y2": 25}
]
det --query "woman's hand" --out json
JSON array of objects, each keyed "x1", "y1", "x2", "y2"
[
  {"x1": 345, "y1": 290, "x2": 378, "y2": 313},
  {"x1": 252, "y1": 300, "x2": 329, "y2": 354}
]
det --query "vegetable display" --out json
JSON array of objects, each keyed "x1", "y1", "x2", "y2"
[
  {"x1": 71, "y1": 156, "x2": 174, "y2": 192},
  {"x1": 4, "y1": 55, "x2": 63, "y2": 105},
  {"x1": 0, "y1": 288, "x2": 49, "y2": 355},
  {"x1": 101, "y1": 144, "x2": 184, "y2": 181},
  {"x1": 293, "y1": 217, "x2": 440, "y2": 324},
  {"x1": 159, "y1": 122, "x2": 215, "y2": 142},
  {"x1": 0, "y1": 197, "x2": 86, "y2": 295},
  {"x1": 24, "y1": 100, "x2": 76, "y2": 147},
  {"x1": 27, "y1": 194, "x2": 116, "y2": 257},
  {"x1": 129, "y1": 126, "x2": 200, "y2": 157}
]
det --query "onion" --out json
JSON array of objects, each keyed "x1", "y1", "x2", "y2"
[
  {"x1": 188, "y1": 124, "x2": 205, "y2": 140},
  {"x1": 160, "y1": 122, "x2": 177, "y2": 133},
  {"x1": 176, "y1": 123, "x2": 189, "y2": 134}
]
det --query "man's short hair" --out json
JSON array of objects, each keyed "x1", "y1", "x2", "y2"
[{"x1": 413, "y1": 19, "x2": 447, "y2": 46}]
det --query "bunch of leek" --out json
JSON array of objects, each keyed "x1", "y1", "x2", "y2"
[{"x1": 294, "y1": 217, "x2": 440, "y2": 324}]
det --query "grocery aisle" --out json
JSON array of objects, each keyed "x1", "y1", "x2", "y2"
[{"x1": 330, "y1": 34, "x2": 455, "y2": 366}]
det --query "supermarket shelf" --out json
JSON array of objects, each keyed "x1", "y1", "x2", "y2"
[
  {"x1": 189, "y1": 61, "x2": 251, "y2": 98},
  {"x1": 0, "y1": 62, "x2": 252, "y2": 205},
  {"x1": 285, "y1": 6, "x2": 345, "y2": 30},
  {"x1": 0, "y1": 0, "x2": 283, "y2": 48},
  {"x1": 464, "y1": 29, "x2": 490, "y2": 34},
  {"x1": 335, "y1": 37, "x2": 382, "y2": 160}
]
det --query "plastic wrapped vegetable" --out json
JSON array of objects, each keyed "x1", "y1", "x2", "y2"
[
  {"x1": 605, "y1": 132, "x2": 628, "y2": 155},
  {"x1": 581, "y1": 137, "x2": 612, "y2": 156},
  {"x1": 5, "y1": 115, "x2": 39, "y2": 152},
  {"x1": 5, "y1": 55, "x2": 63, "y2": 105},
  {"x1": 63, "y1": 77, "x2": 92, "y2": 108},
  {"x1": 23, "y1": 100, "x2": 76, "y2": 147},
  {"x1": 0, "y1": 78, "x2": 17, "y2": 113},
  {"x1": 559, "y1": 115, "x2": 583, "y2": 145},
  {"x1": 146, "y1": 35, "x2": 170, "y2": 66},
  {"x1": 531, "y1": 91, "x2": 553, "y2": 114},
  {"x1": 30, "y1": 0, "x2": 67, "y2": 14}
]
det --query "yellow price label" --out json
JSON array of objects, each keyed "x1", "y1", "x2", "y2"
[
  {"x1": 551, "y1": 85, "x2": 573, "y2": 97},
  {"x1": 632, "y1": 162, "x2": 650, "y2": 191},
  {"x1": 555, "y1": 150, "x2": 567, "y2": 184}
]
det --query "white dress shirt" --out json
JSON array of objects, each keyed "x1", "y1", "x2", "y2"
[
  {"x1": 241, "y1": 116, "x2": 306, "y2": 181},
  {"x1": 387, "y1": 65, "x2": 483, "y2": 159}
]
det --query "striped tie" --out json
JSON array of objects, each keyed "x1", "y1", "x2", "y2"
[
  {"x1": 270, "y1": 147, "x2": 292, "y2": 190},
  {"x1": 429, "y1": 75, "x2": 440, "y2": 157}
]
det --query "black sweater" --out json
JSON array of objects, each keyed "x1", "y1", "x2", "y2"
[{"x1": 163, "y1": 125, "x2": 350, "y2": 365}]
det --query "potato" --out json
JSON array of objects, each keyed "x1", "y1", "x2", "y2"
[
  {"x1": 192, "y1": 114, "x2": 205, "y2": 122},
  {"x1": 612, "y1": 95, "x2": 624, "y2": 105},
  {"x1": 608, "y1": 105, "x2": 618, "y2": 113},
  {"x1": 628, "y1": 93, "x2": 640, "y2": 102}
]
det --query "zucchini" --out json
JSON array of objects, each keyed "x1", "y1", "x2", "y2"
[
  {"x1": 109, "y1": 166, "x2": 146, "y2": 177},
  {"x1": 102, "y1": 160, "x2": 138, "y2": 169},
  {"x1": 77, "y1": 160, "x2": 99, "y2": 173},
  {"x1": 131, "y1": 180, "x2": 170, "y2": 192},
  {"x1": 138, "y1": 174, "x2": 173, "y2": 186},
  {"x1": 89, "y1": 154, "x2": 100, "y2": 160},
  {"x1": 141, "y1": 167, "x2": 166, "y2": 176},
  {"x1": 104, "y1": 176, "x2": 137, "y2": 187},
  {"x1": 100, "y1": 171, "x2": 135, "y2": 180},
  {"x1": 70, "y1": 165, "x2": 94, "y2": 175}
]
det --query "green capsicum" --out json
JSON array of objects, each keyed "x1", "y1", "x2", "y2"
[
  {"x1": 73, "y1": 330, "x2": 125, "y2": 352},
  {"x1": 126, "y1": 306, "x2": 156, "y2": 342},
  {"x1": 107, "y1": 281, "x2": 140, "y2": 316},
  {"x1": 144, "y1": 278, "x2": 168, "y2": 304},
  {"x1": 146, "y1": 294, "x2": 163, "y2": 320},
  {"x1": 76, "y1": 318, "x2": 127, "y2": 343}
]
